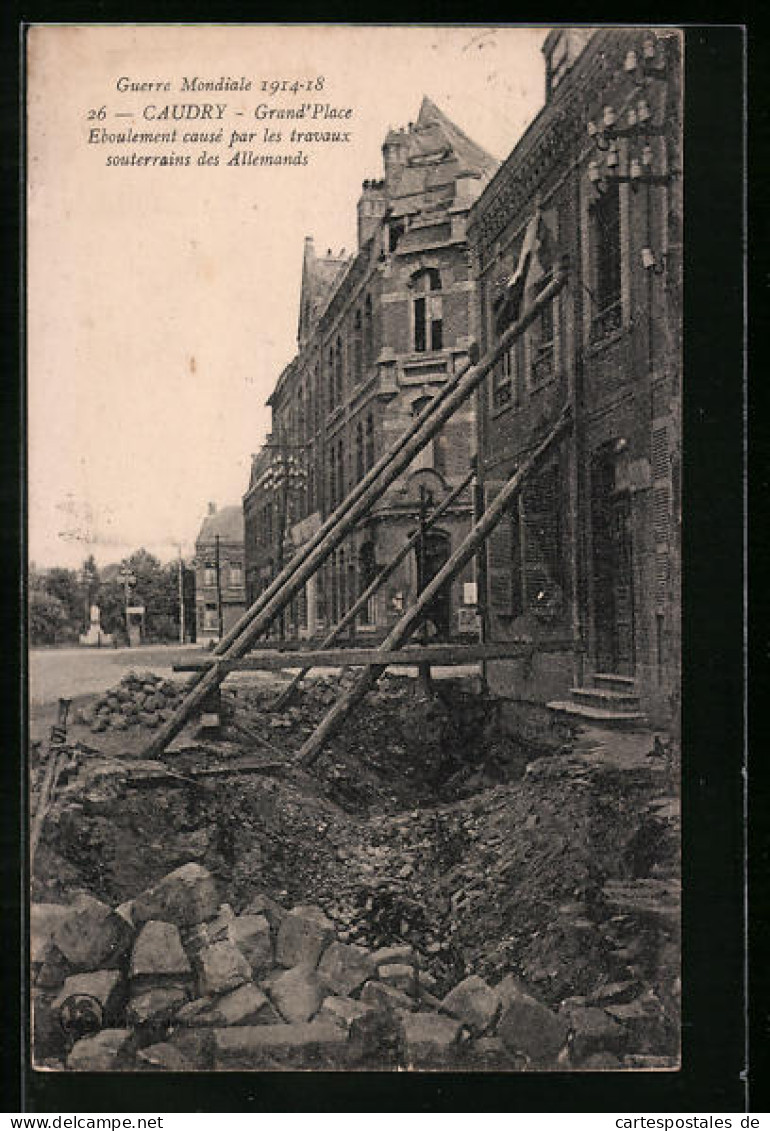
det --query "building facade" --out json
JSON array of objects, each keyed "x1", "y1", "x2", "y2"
[
  {"x1": 194, "y1": 503, "x2": 247, "y2": 642},
  {"x1": 245, "y1": 97, "x2": 500, "y2": 641},
  {"x1": 468, "y1": 28, "x2": 682, "y2": 728}
]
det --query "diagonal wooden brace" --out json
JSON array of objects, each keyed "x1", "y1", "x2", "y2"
[{"x1": 296, "y1": 409, "x2": 572, "y2": 768}]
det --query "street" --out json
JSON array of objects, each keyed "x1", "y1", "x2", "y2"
[{"x1": 28, "y1": 643, "x2": 206, "y2": 707}]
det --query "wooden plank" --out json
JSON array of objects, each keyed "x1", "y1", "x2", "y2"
[
  {"x1": 173, "y1": 639, "x2": 576, "y2": 673},
  {"x1": 143, "y1": 271, "x2": 569, "y2": 759}
]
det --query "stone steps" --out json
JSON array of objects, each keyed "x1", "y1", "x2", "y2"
[{"x1": 547, "y1": 672, "x2": 645, "y2": 727}]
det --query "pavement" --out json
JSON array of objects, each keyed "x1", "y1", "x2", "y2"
[{"x1": 27, "y1": 643, "x2": 205, "y2": 706}]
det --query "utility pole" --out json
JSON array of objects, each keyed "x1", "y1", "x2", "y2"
[
  {"x1": 215, "y1": 534, "x2": 223, "y2": 641},
  {"x1": 177, "y1": 545, "x2": 185, "y2": 645}
]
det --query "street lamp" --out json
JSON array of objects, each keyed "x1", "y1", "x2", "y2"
[{"x1": 117, "y1": 563, "x2": 136, "y2": 646}]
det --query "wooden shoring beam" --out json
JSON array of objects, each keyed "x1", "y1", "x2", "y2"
[
  {"x1": 173, "y1": 639, "x2": 576, "y2": 673},
  {"x1": 143, "y1": 271, "x2": 569, "y2": 759},
  {"x1": 271, "y1": 468, "x2": 476, "y2": 709},
  {"x1": 297, "y1": 409, "x2": 572, "y2": 767}
]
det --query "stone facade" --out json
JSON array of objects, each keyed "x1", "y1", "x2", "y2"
[
  {"x1": 244, "y1": 98, "x2": 500, "y2": 641},
  {"x1": 194, "y1": 504, "x2": 246, "y2": 642},
  {"x1": 467, "y1": 28, "x2": 682, "y2": 727}
]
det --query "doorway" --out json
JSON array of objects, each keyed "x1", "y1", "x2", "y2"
[
  {"x1": 415, "y1": 528, "x2": 452, "y2": 640},
  {"x1": 590, "y1": 446, "x2": 635, "y2": 675}
]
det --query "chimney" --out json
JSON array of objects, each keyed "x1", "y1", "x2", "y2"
[
  {"x1": 208, "y1": 501, "x2": 217, "y2": 516},
  {"x1": 357, "y1": 178, "x2": 388, "y2": 249}
]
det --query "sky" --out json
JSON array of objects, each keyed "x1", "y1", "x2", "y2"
[{"x1": 27, "y1": 24, "x2": 548, "y2": 571}]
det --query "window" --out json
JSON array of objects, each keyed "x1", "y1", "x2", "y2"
[
  {"x1": 364, "y1": 294, "x2": 374, "y2": 365},
  {"x1": 359, "y1": 542, "x2": 377, "y2": 626},
  {"x1": 413, "y1": 268, "x2": 443, "y2": 352},
  {"x1": 203, "y1": 603, "x2": 218, "y2": 631},
  {"x1": 229, "y1": 562, "x2": 243, "y2": 587},
  {"x1": 530, "y1": 274, "x2": 556, "y2": 387},
  {"x1": 335, "y1": 335, "x2": 344, "y2": 405},
  {"x1": 365, "y1": 412, "x2": 375, "y2": 471},
  {"x1": 590, "y1": 184, "x2": 622, "y2": 340},
  {"x1": 203, "y1": 566, "x2": 216, "y2": 586},
  {"x1": 520, "y1": 461, "x2": 565, "y2": 618},
  {"x1": 492, "y1": 346, "x2": 517, "y2": 409},
  {"x1": 356, "y1": 422, "x2": 364, "y2": 481},
  {"x1": 328, "y1": 347, "x2": 335, "y2": 408},
  {"x1": 389, "y1": 219, "x2": 405, "y2": 252},
  {"x1": 353, "y1": 309, "x2": 363, "y2": 384}
]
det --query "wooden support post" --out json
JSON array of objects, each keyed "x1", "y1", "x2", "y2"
[
  {"x1": 297, "y1": 410, "x2": 572, "y2": 767},
  {"x1": 272, "y1": 470, "x2": 473, "y2": 709},
  {"x1": 143, "y1": 273, "x2": 568, "y2": 759}
]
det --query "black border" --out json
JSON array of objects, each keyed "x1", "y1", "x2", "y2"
[{"x1": 4, "y1": 16, "x2": 747, "y2": 1113}]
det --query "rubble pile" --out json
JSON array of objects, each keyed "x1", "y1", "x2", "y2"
[
  {"x1": 33, "y1": 669, "x2": 680, "y2": 1070},
  {"x1": 33, "y1": 861, "x2": 671, "y2": 1072},
  {"x1": 72, "y1": 671, "x2": 186, "y2": 734}
]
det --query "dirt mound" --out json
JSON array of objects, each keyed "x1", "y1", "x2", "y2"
[{"x1": 33, "y1": 672, "x2": 680, "y2": 1067}]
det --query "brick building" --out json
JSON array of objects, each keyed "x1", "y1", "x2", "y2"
[
  {"x1": 244, "y1": 97, "x2": 500, "y2": 640},
  {"x1": 194, "y1": 503, "x2": 246, "y2": 642},
  {"x1": 467, "y1": 28, "x2": 681, "y2": 728}
]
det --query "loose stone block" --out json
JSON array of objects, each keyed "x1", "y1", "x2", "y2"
[
  {"x1": 377, "y1": 962, "x2": 417, "y2": 995},
  {"x1": 52, "y1": 894, "x2": 134, "y2": 971},
  {"x1": 197, "y1": 941, "x2": 252, "y2": 997},
  {"x1": 317, "y1": 941, "x2": 376, "y2": 997},
  {"x1": 316, "y1": 995, "x2": 377, "y2": 1031},
  {"x1": 66, "y1": 1029, "x2": 134, "y2": 1071},
  {"x1": 131, "y1": 863, "x2": 219, "y2": 928},
  {"x1": 127, "y1": 985, "x2": 189, "y2": 1028},
  {"x1": 269, "y1": 964, "x2": 326, "y2": 1024},
  {"x1": 348, "y1": 1007, "x2": 406, "y2": 1067},
  {"x1": 130, "y1": 920, "x2": 192, "y2": 981},
  {"x1": 136, "y1": 1042, "x2": 194, "y2": 1071},
  {"x1": 371, "y1": 945, "x2": 420, "y2": 969},
  {"x1": 213, "y1": 1022, "x2": 349, "y2": 1069},
  {"x1": 441, "y1": 974, "x2": 500, "y2": 1034},
  {"x1": 360, "y1": 980, "x2": 416, "y2": 1013},
  {"x1": 30, "y1": 903, "x2": 71, "y2": 966},
  {"x1": 231, "y1": 914, "x2": 273, "y2": 978},
  {"x1": 177, "y1": 984, "x2": 280, "y2": 1028},
  {"x1": 53, "y1": 969, "x2": 124, "y2": 1023},
  {"x1": 242, "y1": 892, "x2": 287, "y2": 932},
  {"x1": 563, "y1": 1005, "x2": 625, "y2": 1063},
  {"x1": 275, "y1": 905, "x2": 334, "y2": 969},
  {"x1": 497, "y1": 993, "x2": 569, "y2": 1065},
  {"x1": 401, "y1": 1012, "x2": 462, "y2": 1066}
]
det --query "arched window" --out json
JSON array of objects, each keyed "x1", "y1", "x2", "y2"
[
  {"x1": 356, "y1": 421, "x2": 364, "y2": 482},
  {"x1": 353, "y1": 309, "x2": 363, "y2": 384},
  {"x1": 364, "y1": 294, "x2": 374, "y2": 365},
  {"x1": 365, "y1": 412, "x2": 375, "y2": 471},
  {"x1": 412, "y1": 268, "x2": 443, "y2": 352},
  {"x1": 335, "y1": 335, "x2": 343, "y2": 406}
]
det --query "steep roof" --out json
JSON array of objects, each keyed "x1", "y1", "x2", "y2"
[
  {"x1": 195, "y1": 505, "x2": 244, "y2": 547},
  {"x1": 414, "y1": 96, "x2": 498, "y2": 176},
  {"x1": 297, "y1": 237, "x2": 351, "y2": 345}
]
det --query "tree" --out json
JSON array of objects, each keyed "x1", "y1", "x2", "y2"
[
  {"x1": 45, "y1": 566, "x2": 85, "y2": 632},
  {"x1": 28, "y1": 581, "x2": 69, "y2": 644}
]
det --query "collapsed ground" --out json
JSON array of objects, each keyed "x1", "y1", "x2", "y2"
[{"x1": 31, "y1": 667, "x2": 681, "y2": 1070}]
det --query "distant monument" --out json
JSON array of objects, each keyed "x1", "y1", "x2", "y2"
[{"x1": 79, "y1": 604, "x2": 112, "y2": 647}]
